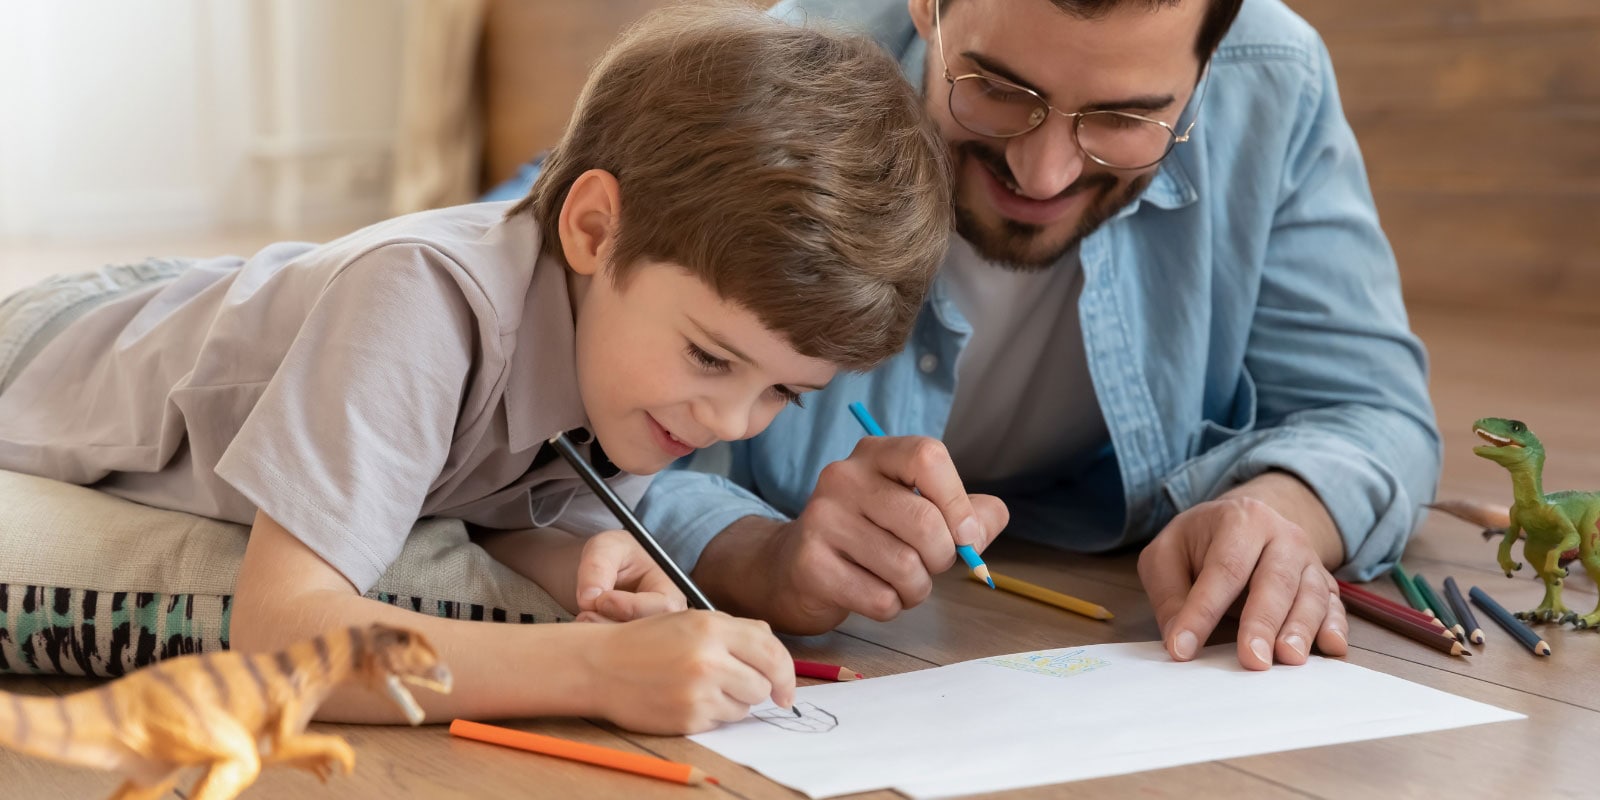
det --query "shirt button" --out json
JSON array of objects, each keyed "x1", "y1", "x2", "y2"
[{"x1": 918, "y1": 353, "x2": 939, "y2": 374}]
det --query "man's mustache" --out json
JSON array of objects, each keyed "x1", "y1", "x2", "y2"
[{"x1": 955, "y1": 140, "x2": 1119, "y2": 201}]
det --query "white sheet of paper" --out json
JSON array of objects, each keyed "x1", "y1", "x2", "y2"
[{"x1": 691, "y1": 641, "x2": 1522, "y2": 799}]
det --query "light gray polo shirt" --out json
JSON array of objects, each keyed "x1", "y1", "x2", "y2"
[{"x1": 0, "y1": 201, "x2": 647, "y2": 593}]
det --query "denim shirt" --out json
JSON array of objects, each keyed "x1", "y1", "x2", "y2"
[{"x1": 633, "y1": 0, "x2": 1441, "y2": 581}]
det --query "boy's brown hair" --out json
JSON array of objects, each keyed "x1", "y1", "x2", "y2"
[{"x1": 510, "y1": 3, "x2": 951, "y2": 370}]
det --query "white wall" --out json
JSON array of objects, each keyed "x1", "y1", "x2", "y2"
[{"x1": 0, "y1": 0, "x2": 404, "y2": 242}]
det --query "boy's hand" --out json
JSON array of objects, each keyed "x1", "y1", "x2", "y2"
[
  {"x1": 573, "y1": 530, "x2": 688, "y2": 623},
  {"x1": 584, "y1": 611, "x2": 795, "y2": 734},
  {"x1": 696, "y1": 435, "x2": 1009, "y2": 634},
  {"x1": 1138, "y1": 472, "x2": 1349, "y2": 670}
]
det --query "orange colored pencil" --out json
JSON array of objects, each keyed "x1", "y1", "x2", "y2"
[
  {"x1": 794, "y1": 659, "x2": 863, "y2": 681},
  {"x1": 450, "y1": 719, "x2": 716, "y2": 786}
]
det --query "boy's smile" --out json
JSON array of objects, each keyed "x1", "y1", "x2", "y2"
[{"x1": 568, "y1": 259, "x2": 836, "y2": 475}]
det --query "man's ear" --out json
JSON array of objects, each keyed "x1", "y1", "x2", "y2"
[
  {"x1": 558, "y1": 169, "x2": 622, "y2": 278},
  {"x1": 909, "y1": 0, "x2": 935, "y2": 42}
]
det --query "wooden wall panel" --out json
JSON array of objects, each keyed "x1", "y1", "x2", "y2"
[{"x1": 1290, "y1": 0, "x2": 1600, "y2": 317}]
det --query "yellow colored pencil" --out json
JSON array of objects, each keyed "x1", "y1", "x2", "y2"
[{"x1": 974, "y1": 571, "x2": 1114, "y2": 620}]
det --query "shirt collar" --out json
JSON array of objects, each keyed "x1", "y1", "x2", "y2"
[{"x1": 502, "y1": 216, "x2": 589, "y2": 453}]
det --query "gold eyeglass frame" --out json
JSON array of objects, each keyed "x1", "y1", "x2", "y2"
[{"x1": 932, "y1": 0, "x2": 1211, "y2": 170}]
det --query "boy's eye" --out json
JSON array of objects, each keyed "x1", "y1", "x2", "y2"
[
  {"x1": 772, "y1": 385, "x2": 806, "y2": 409},
  {"x1": 686, "y1": 343, "x2": 731, "y2": 373}
]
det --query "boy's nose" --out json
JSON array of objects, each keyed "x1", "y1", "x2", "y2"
[
  {"x1": 693, "y1": 399, "x2": 751, "y2": 444},
  {"x1": 1007, "y1": 116, "x2": 1085, "y2": 200}
]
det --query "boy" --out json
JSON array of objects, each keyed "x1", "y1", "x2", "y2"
[{"x1": 0, "y1": 5, "x2": 950, "y2": 734}]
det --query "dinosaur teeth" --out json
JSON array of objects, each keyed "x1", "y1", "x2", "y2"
[{"x1": 1473, "y1": 428, "x2": 1518, "y2": 447}]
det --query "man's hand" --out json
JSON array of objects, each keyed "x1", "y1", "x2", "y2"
[
  {"x1": 1137, "y1": 471, "x2": 1349, "y2": 669},
  {"x1": 694, "y1": 436, "x2": 1009, "y2": 634},
  {"x1": 574, "y1": 530, "x2": 688, "y2": 623}
]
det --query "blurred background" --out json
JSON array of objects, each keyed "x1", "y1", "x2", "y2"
[{"x1": 0, "y1": 0, "x2": 1596, "y2": 319}]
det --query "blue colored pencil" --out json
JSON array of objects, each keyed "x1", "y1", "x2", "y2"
[
  {"x1": 847, "y1": 402, "x2": 994, "y2": 589},
  {"x1": 1469, "y1": 585, "x2": 1551, "y2": 656},
  {"x1": 1441, "y1": 576, "x2": 1484, "y2": 644}
]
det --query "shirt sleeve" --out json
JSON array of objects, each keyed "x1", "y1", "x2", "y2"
[
  {"x1": 636, "y1": 441, "x2": 789, "y2": 572},
  {"x1": 1158, "y1": 37, "x2": 1441, "y2": 581},
  {"x1": 214, "y1": 245, "x2": 481, "y2": 593}
]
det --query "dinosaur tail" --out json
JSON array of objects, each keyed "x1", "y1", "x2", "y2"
[{"x1": 0, "y1": 685, "x2": 124, "y2": 770}]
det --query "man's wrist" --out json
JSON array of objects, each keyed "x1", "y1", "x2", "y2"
[
  {"x1": 690, "y1": 515, "x2": 787, "y2": 619},
  {"x1": 1220, "y1": 471, "x2": 1345, "y2": 569}
]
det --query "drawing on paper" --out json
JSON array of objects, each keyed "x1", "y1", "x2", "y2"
[
  {"x1": 981, "y1": 648, "x2": 1109, "y2": 678},
  {"x1": 754, "y1": 701, "x2": 839, "y2": 733}
]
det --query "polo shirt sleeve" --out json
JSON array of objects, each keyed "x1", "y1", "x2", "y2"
[{"x1": 214, "y1": 244, "x2": 481, "y2": 593}]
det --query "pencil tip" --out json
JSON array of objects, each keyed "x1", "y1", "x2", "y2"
[
  {"x1": 793, "y1": 706, "x2": 802, "y2": 717},
  {"x1": 707, "y1": 777, "x2": 721, "y2": 785},
  {"x1": 986, "y1": 577, "x2": 996, "y2": 589}
]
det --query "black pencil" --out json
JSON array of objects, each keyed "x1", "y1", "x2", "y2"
[
  {"x1": 1469, "y1": 585, "x2": 1551, "y2": 656},
  {"x1": 548, "y1": 432, "x2": 716, "y2": 612},
  {"x1": 1412, "y1": 574, "x2": 1466, "y2": 641},
  {"x1": 1441, "y1": 576, "x2": 1484, "y2": 645}
]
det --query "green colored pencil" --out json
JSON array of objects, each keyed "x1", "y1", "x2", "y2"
[
  {"x1": 1412, "y1": 574, "x2": 1465, "y2": 640},
  {"x1": 1389, "y1": 563, "x2": 1432, "y2": 615}
]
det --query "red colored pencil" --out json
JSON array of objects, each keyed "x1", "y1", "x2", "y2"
[
  {"x1": 1341, "y1": 590, "x2": 1469, "y2": 657},
  {"x1": 1338, "y1": 580, "x2": 1452, "y2": 635},
  {"x1": 794, "y1": 659, "x2": 863, "y2": 682}
]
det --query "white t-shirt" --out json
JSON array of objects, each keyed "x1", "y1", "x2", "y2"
[{"x1": 941, "y1": 236, "x2": 1108, "y2": 485}]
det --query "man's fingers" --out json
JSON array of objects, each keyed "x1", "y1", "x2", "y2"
[
  {"x1": 1167, "y1": 524, "x2": 1268, "y2": 662},
  {"x1": 1271, "y1": 565, "x2": 1333, "y2": 666},
  {"x1": 830, "y1": 520, "x2": 935, "y2": 613},
  {"x1": 1138, "y1": 536, "x2": 1197, "y2": 641},
  {"x1": 968, "y1": 494, "x2": 1010, "y2": 550},
  {"x1": 1315, "y1": 591, "x2": 1350, "y2": 657},
  {"x1": 1233, "y1": 536, "x2": 1305, "y2": 670},
  {"x1": 860, "y1": 436, "x2": 986, "y2": 548}
]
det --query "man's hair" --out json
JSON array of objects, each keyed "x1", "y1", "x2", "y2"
[
  {"x1": 511, "y1": 4, "x2": 952, "y2": 371},
  {"x1": 941, "y1": 0, "x2": 1245, "y2": 64}
]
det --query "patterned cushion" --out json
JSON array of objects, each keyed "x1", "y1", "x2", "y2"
[{"x1": 0, "y1": 470, "x2": 570, "y2": 677}]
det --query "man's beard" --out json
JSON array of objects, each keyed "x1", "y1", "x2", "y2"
[{"x1": 952, "y1": 140, "x2": 1151, "y2": 271}]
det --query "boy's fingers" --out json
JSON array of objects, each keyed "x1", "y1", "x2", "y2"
[
  {"x1": 575, "y1": 533, "x2": 627, "y2": 610},
  {"x1": 726, "y1": 620, "x2": 797, "y2": 708},
  {"x1": 596, "y1": 590, "x2": 683, "y2": 621}
]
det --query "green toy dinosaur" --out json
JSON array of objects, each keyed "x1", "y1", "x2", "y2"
[{"x1": 1467, "y1": 417, "x2": 1600, "y2": 627}]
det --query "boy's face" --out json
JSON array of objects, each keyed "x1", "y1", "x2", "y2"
[{"x1": 570, "y1": 260, "x2": 837, "y2": 475}]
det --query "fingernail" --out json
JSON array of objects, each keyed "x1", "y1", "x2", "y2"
[
  {"x1": 956, "y1": 516, "x2": 984, "y2": 546},
  {"x1": 579, "y1": 587, "x2": 602, "y2": 602},
  {"x1": 1250, "y1": 638, "x2": 1272, "y2": 665},
  {"x1": 1331, "y1": 627, "x2": 1347, "y2": 645},
  {"x1": 1285, "y1": 634, "x2": 1306, "y2": 658},
  {"x1": 1173, "y1": 630, "x2": 1198, "y2": 660}
]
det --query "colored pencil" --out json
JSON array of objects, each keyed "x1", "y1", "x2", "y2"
[
  {"x1": 1388, "y1": 563, "x2": 1433, "y2": 616},
  {"x1": 1340, "y1": 590, "x2": 1470, "y2": 657},
  {"x1": 548, "y1": 432, "x2": 716, "y2": 611},
  {"x1": 1441, "y1": 576, "x2": 1485, "y2": 644},
  {"x1": 450, "y1": 719, "x2": 716, "y2": 785},
  {"x1": 794, "y1": 659, "x2": 863, "y2": 681},
  {"x1": 847, "y1": 401, "x2": 994, "y2": 588},
  {"x1": 1336, "y1": 580, "x2": 1452, "y2": 635},
  {"x1": 1469, "y1": 586, "x2": 1552, "y2": 656},
  {"x1": 1412, "y1": 574, "x2": 1466, "y2": 640},
  {"x1": 975, "y1": 571, "x2": 1114, "y2": 620}
]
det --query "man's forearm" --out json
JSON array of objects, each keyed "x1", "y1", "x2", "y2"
[
  {"x1": 691, "y1": 515, "x2": 788, "y2": 621},
  {"x1": 1221, "y1": 470, "x2": 1346, "y2": 569}
]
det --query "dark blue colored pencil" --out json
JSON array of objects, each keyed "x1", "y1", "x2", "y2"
[
  {"x1": 1442, "y1": 576, "x2": 1484, "y2": 644},
  {"x1": 1469, "y1": 585, "x2": 1551, "y2": 656}
]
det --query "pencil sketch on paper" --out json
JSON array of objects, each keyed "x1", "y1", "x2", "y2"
[
  {"x1": 981, "y1": 648, "x2": 1110, "y2": 678},
  {"x1": 753, "y1": 701, "x2": 839, "y2": 733}
]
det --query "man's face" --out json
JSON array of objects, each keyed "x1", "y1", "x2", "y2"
[
  {"x1": 911, "y1": 0, "x2": 1207, "y2": 269},
  {"x1": 571, "y1": 260, "x2": 836, "y2": 475}
]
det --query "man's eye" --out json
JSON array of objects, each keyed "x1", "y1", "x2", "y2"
[{"x1": 686, "y1": 343, "x2": 730, "y2": 372}]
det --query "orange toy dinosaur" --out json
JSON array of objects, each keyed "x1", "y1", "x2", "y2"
[{"x1": 0, "y1": 623, "x2": 452, "y2": 800}]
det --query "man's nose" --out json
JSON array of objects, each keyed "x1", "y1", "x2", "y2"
[{"x1": 1005, "y1": 114, "x2": 1086, "y2": 200}]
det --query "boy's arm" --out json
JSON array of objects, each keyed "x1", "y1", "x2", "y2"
[
  {"x1": 474, "y1": 527, "x2": 687, "y2": 622},
  {"x1": 232, "y1": 511, "x2": 792, "y2": 730}
]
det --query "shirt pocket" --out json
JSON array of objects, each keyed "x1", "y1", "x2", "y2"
[{"x1": 1196, "y1": 367, "x2": 1258, "y2": 454}]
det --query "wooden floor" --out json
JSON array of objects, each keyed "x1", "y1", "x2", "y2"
[{"x1": 2, "y1": 301, "x2": 1596, "y2": 799}]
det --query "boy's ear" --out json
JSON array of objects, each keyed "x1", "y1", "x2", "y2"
[
  {"x1": 908, "y1": 0, "x2": 934, "y2": 41},
  {"x1": 558, "y1": 169, "x2": 622, "y2": 278}
]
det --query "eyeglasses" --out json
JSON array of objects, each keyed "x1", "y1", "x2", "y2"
[{"x1": 933, "y1": 0, "x2": 1210, "y2": 170}]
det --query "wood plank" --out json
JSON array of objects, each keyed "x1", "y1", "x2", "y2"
[
  {"x1": 1288, "y1": 0, "x2": 1600, "y2": 34},
  {"x1": 1322, "y1": 26, "x2": 1600, "y2": 112},
  {"x1": 1351, "y1": 105, "x2": 1600, "y2": 195}
]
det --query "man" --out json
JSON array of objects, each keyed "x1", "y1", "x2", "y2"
[{"x1": 633, "y1": 0, "x2": 1439, "y2": 670}]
